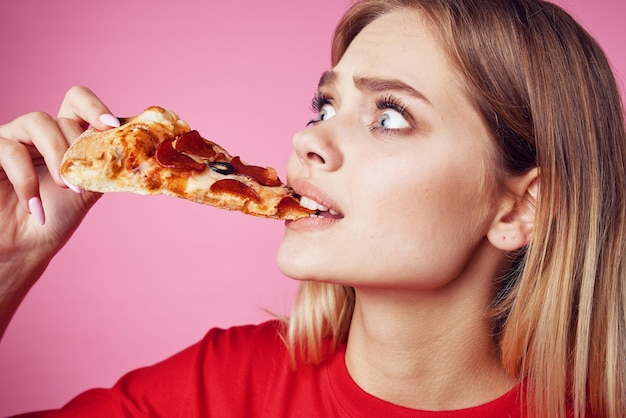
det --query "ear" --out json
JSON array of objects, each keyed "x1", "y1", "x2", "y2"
[{"x1": 487, "y1": 168, "x2": 539, "y2": 252}]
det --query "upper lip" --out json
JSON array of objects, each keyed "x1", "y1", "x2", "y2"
[{"x1": 290, "y1": 178, "x2": 343, "y2": 215}]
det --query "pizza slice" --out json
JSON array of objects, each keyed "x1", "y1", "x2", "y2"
[{"x1": 60, "y1": 106, "x2": 313, "y2": 220}]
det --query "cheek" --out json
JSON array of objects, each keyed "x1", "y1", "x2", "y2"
[
  {"x1": 354, "y1": 160, "x2": 495, "y2": 277},
  {"x1": 358, "y1": 158, "x2": 463, "y2": 226},
  {"x1": 360, "y1": 176, "x2": 461, "y2": 253}
]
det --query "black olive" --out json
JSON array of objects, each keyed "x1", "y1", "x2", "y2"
[{"x1": 208, "y1": 161, "x2": 235, "y2": 175}]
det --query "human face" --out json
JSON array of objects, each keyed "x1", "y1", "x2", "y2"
[{"x1": 277, "y1": 9, "x2": 501, "y2": 290}]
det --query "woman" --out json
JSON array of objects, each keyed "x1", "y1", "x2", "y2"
[{"x1": 0, "y1": 0, "x2": 624, "y2": 416}]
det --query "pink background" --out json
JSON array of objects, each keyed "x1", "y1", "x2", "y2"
[{"x1": 0, "y1": 0, "x2": 624, "y2": 415}]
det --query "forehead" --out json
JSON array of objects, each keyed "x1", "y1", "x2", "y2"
[{"x1": 334, "y1": 9, "x2": 464, "y2": 102}]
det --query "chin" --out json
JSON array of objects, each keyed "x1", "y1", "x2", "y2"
[
  {"x1": 276, "y1": 242, "x2": 311, "y2": 281},
  {"x1": 276, "y1": 240, "x2": 334, "y2": 282}
]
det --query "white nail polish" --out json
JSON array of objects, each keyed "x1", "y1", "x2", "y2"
[
  {"x1": 28, "y1": 197, "x2": 45, "y2": 225},
  {"x1": 99, "y1": 113, "x2": 121, "y2": 128},
  {"x1": 62, "y1": 176, "x2": 82, "y2": 194}
]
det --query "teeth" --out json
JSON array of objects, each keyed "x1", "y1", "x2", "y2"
[
  {"x1": 300, "y1": 196, "x2": 329, "y2": 212},
  {"x1": 299, "y1": 196, "x2": 316, "y2": 210},
  {"x1": 329, "y1": 209, "x2": 340, "y2": 216}
]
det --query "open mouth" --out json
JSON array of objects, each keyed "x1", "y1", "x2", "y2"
[{"x1": 299, "y1": 196, "x2": 344, "y2": 219}]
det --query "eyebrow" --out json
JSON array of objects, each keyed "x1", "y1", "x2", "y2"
[{"x1": 317, "y1": 70, "x2": 432, "y2": 105}]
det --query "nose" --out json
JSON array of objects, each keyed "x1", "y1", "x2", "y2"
[{"x1": 291, "y1": 125, "x2": 343, "y2": 172}]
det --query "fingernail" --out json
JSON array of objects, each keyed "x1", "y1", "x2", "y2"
[
  {"x1": 62, "y1": 176, "x2": 82, "y2": 194},
  {"x1": 99, "y1": 113, "x2": 121, "y2": 128},
  {"x1": 28, "y1": 197, "x2": 46, "y2": 225}
]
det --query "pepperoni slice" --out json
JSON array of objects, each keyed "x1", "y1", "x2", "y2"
[
  {"x1": 210, "y1": 179, "x2": 261, "y2": 202},
  {"x1": 277, "y1": 196, "x2": 312, "y2": 217},
  {"x1": 230, "y1": 156, "x2": 282, "y2": 187},
  {"x1": 174, "y1": 130, "x2": 219, "y2": 160},
  {"x1": 155, "y1": 138, "x2": 206, "y2": 172}
]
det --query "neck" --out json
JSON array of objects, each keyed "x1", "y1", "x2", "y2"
[{"x1": 344, "y1": 242, "x2": 518, "y2": 410}]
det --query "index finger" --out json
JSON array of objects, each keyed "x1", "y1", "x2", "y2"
[
  {"x1": 57, "y1": 86, "x2": 119, "y2": 132},
  {"x1": 0, "y1": 112, "x2": 74, "y2": 187}
]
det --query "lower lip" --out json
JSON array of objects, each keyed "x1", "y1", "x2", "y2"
[{"x1": 285, "y1": 216, "x2": 342, "y2": 231}]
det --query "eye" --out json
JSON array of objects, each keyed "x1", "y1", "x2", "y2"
[
  {"x1": 316, "y1": 103, "x2": 337, "y2": 122},
  {"x1": 307, "y1": 93, "x2": 337, "y2": 126},
  {"x1": 370, "y1": 94, "x2": 414, "y2": 134},
  {"x1": 376, "y1": 109, "x2": 410, "y2": 130}
]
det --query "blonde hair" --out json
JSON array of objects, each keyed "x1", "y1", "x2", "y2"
[{"x1": 284, "y1": 1, "x2": 626, "y2": 417}]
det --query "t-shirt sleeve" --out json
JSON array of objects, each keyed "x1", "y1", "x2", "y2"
[{"x1": 11, "y1": 321, "x2": 287, "y2": 417}]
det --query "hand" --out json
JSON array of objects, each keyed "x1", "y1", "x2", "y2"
[{"x1": 0, "y1": 86, "x2": 119, "y2": 339}]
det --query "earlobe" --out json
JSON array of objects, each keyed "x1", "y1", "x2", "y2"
[{"x1": 487, "y1": 168, "x2": 539, "y2": 252}]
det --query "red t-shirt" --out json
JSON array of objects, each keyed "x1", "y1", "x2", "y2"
[{"x1": 16, "y1": 320, "x2": 524, "y2": 417}]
